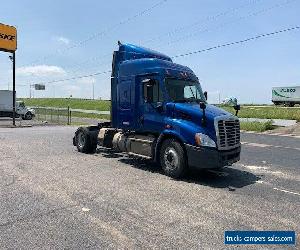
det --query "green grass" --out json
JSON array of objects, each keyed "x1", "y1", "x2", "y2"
[
  {"x1": 21, "y1": 98, "x2": 110, "y2": 111},
  {"x1": 33, "y1": 107, "x2": 110, "y2": 124},
  {"x1": 22, "y1": 99, "x2": 300, "y2": 122},
  {"x1": 71, "y1": 111, "x2": 110, "y2": 120},
  {"x1": 221, "y1": 106, "x2": 300, "y2": 122},
  {"x1": 240, "y1": 121, "x2": 276, "y2": 132}
]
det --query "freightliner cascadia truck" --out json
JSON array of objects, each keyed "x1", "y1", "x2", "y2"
[{"x1": 73, "y1": 43, "x2": 241, "y2": 178}]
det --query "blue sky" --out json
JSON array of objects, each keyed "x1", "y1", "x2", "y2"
[{"x1": 0, "y1": 0, "x2": 299, "y2": 103}]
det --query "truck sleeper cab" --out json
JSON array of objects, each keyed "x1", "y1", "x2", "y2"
[{"x1": 74, "y1": 43, "x2": 241, "y2": 178}]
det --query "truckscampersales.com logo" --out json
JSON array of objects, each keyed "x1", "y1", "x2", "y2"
[{"x1": 224, "y1": 231, "x2": 296, "y2": 245}]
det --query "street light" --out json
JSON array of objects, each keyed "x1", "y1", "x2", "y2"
[
  {"x1": 8, "y1": 55, "x2": 14, "y2": 90},
  {"x1": 92, "y1": 81, "x2": 95, "y2": 100},
  {"x1": 8, "y1": 53, "x2": 16, "y2": 126}
]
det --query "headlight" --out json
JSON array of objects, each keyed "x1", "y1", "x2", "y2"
[{"x1": 195, "y1": 133, "x2": 216, "y2": 148}]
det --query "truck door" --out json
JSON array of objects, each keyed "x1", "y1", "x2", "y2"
[
  {"x1": 139, "y1": 76, "x2": 165, "y2": 133},
  {"x1": 117, "y1": 78, "x2": 135, "y2": 129}
]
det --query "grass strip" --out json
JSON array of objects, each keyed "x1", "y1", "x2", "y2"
[
  {"x1": 240, "y1": 121, "x2": 276, "y2": 132},
  {"x1": 221, "y1": 106, "x2": 300, "y2": 122}
]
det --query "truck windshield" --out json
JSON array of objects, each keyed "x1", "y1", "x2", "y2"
[{"x1": 165, "y1": 79, "x2": 206, "y2": 103}]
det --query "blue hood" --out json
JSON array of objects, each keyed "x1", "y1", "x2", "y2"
[
  {"x1": 174, "y1": 103, "x2": 230, "y2": 118},
  {"x1": 172, "y1": 103, "x2": 232, "y2": 140}
]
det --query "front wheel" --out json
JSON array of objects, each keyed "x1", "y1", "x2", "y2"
[
  {"x1": 160, "y1": 139, "x2": 187, "y2": 178},
  {"x1": 22, "y1": 112, "x2": 33, "y2": 120},
  {"x1": 25, "y1": 112, "x2": 33, "y2": 120}
]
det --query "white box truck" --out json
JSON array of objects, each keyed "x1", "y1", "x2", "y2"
[
  {"x1": 272, "y1": 86, "x2": 300, "y2": 107},
  {"x1": 0, "y1": 90, "x2": 35, "y2": 120}
]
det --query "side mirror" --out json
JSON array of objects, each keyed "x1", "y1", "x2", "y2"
[
  {"x1": 146, "y1": 84, "x2": 154, "y2": 103},
  {"x1": 204, "y1": 91, "x2": 208, "y2": 100},
  {"x1": 199, "y1": 101, "x2": 207, "y2": 126},
  {"x1": 200, "y1": 102, "x2": 206, "y2": 110}
]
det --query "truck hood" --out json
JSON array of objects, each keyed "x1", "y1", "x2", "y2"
[
  {"x1": 172, "y1": 102, "x2": 233, "y2": 140},
  {"x1": 174, "y1": 103, "x2": 230, "y2": 118}
]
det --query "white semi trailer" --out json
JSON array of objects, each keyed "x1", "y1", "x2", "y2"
[
  {"x1": 0, "y1": 90, "x2": 35, "y2": 120},
  {"x1": 272, "y1": 86, "x2": 300, "y2": 107}
]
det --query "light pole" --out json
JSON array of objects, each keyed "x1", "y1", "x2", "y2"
[
  {"x1": 92, "y1": 82, "x2": 95, "y2": 100},
  {"x1": 9, "y1": 54, "x2": 16, "y2": 126}
]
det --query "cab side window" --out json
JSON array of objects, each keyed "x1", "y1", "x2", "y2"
[{"x1": 143, "y1": 79, "x2": 162, "y2": 103}]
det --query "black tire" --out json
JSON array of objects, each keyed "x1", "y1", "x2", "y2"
[
  {"x1": 288, "y1": 102, "x2": 295, "y2": 107},
  {"x1": 24, "y1": 112, "x2": 33, "y2": 120},
  {"x1": 75, "y1": 127, "x2": 97, "y2": 154},
  {"x1": 160, "y1": 138, "x2": 187, "y2": 178}
]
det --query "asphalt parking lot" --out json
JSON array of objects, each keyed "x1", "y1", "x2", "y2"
[
  {"x1": 0, "y1": 126, "x2": 299, "y2": 249},
  {"x1": 0, "y1": 117, "x2": 45, "y2": 127}
]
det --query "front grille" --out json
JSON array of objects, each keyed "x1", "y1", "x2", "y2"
[{"x1": 216, "y1": 118, "x2": 240, "y2": 150}]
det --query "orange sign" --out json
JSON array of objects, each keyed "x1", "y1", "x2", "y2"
[{"x1": 0, "y1": 23, "x2": 17, "y2": 52}]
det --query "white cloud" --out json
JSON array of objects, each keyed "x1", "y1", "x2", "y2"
[
  {"x1": 17, "y1": 65, "x2": 66, "y2": 77},
  {"x1": 62, "y1": 84, "x2": 91, "y2": 98},
  {"x1": 55, "y1": 36, "x2": 70, "y2": 45},
  {"x1": 63, "y1": 85, "x2": 81, "y2": 93}
]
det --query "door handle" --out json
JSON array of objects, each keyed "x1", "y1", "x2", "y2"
[{"x1": 139, "y1": 116, "x2": 144, "y2": 124}]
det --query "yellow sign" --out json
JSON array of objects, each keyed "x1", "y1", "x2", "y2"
[{"x1": 0, "y1": 23, "x2": 17, "y2": 52}]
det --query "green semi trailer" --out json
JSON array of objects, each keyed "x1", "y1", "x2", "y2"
[{"x1": 272, "y1": 86, "x2": 300, "y2": 107}]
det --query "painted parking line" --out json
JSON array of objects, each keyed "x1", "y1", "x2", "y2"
[
  {"x1": 273, "y1": 187, "x2": 300, "y2": 196},
  {"x1": 238, "y1": 164, "x2": 300, "y2": 182},
  {"x1": 241, "y1": 141, "x2": 300, "y2": 151},
  {"x1": 254, "y1": 177, "x2": 300, "y2": 197},
  {"x1": 241, "y1": 130, "x2": 300, "y2": 139}
]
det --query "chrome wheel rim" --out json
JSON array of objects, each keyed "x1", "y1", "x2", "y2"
[{"x1": 164, "y1": 147, "x2": 179, "y2": 171}]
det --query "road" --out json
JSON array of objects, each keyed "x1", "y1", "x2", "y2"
[{"x1": 0, "y1": 126, "x2": 299, "y2": 249}]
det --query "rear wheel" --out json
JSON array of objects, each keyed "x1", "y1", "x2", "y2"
[
  {"x1": 75, "y1": 127, "x2": 97, "y2": 154},
  {"x1": 288, "y1": 102, "x2": 295, "y2": 107},
  {"x1": 160, "y1": 139, "x2": 187, "y2": 178}
]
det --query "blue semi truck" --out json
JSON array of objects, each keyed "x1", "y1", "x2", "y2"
[{"x1": 73, "y1": 42, "x2": 241, "y2": 178}]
